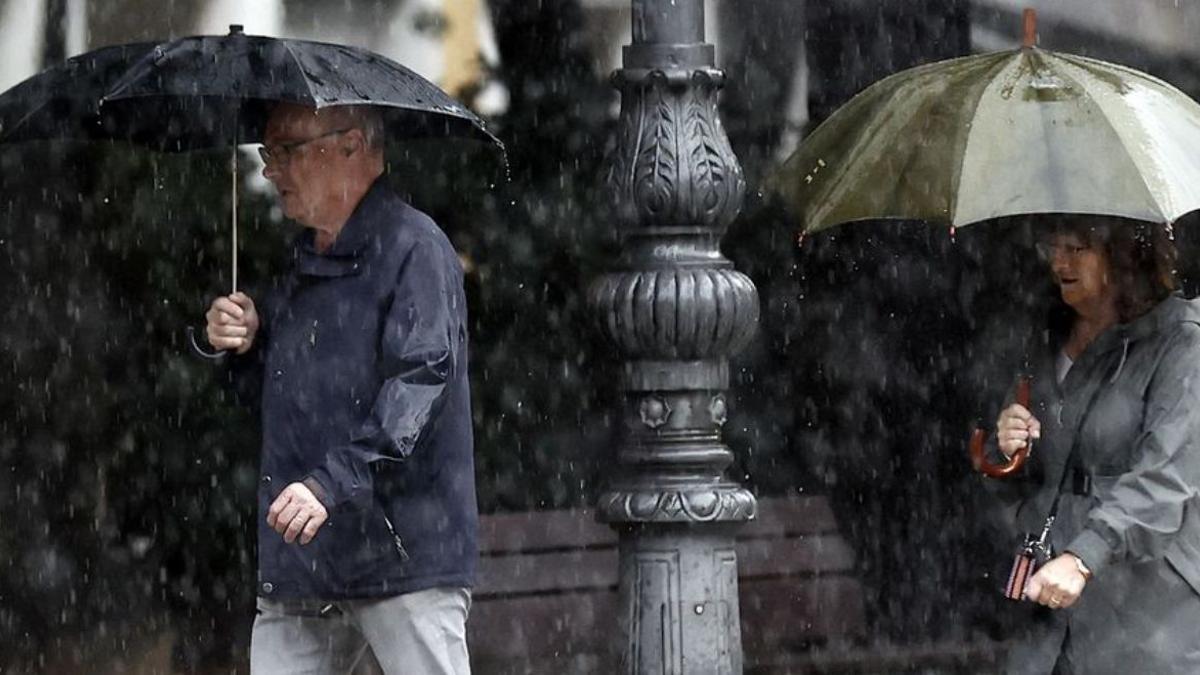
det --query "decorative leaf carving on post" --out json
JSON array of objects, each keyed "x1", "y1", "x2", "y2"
[
  {"x1": 685, "y1": 72, "x2": 730, "y2": 222},
  {"x1": 635, "y1": 73, "x2": 677, "y2": 220},
  {"x1": 610, "y1": 70, "x2": 744, "y2": 231}
]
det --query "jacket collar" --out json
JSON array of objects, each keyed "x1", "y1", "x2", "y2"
[
  {"x1": 291, "y1": 177, "x2": 390, "y2": 278},
  {"x1": 1088, "y1": 293, "x2": 1194, "y2": 355}
]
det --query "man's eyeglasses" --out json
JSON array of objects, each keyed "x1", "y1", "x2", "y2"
[{"x1": 258, "y1": 128, "x2": 354, "y2": 167}]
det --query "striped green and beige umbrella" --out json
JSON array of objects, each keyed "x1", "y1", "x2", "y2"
[{"x1": 769, "y1": 10, "x2": 1200, "y2": 235}]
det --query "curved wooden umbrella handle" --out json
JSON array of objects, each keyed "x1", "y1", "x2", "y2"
[{"x1": 970, "y1": 376, "x2": 1032, "y2": 478}]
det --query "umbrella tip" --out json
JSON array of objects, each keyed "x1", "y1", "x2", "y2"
[
  {"x1": 229, "y1": 24, "x2": 245, "y2": 36},
  {"x1": 1022, "y1": 8, "x2": 1037, "y2": 48}
]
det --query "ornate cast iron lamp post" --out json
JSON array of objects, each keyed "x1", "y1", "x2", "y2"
[{"x1": 588, "y1": 0, "x2": 759, "y2": 670}]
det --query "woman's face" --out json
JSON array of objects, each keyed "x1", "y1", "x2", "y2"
[{"x1": 1041, "y1": 232, "x2": 1115, "y2": 314}]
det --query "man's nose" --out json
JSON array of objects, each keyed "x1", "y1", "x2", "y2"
[{"x1": 262, "y1": 161, "x2": 279, "y2": 181}]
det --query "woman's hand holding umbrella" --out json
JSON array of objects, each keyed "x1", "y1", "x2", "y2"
[
  {"x1": 997, "y1": 404, "x2": 1041, "y2": 459},
  {"x1": 971, "y1": 377, "x2": 1037, "y2": 476}
]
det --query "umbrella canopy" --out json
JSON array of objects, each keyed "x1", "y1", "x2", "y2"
[
  {"x1": 769, "y1": 38, "x2": 1200, "y2": 233},
  {"x1": 0, "y1": 42, "x2": 158, "y2": 144},
  {"x1": 98, "y1": 28, "x2": 500, "y2": 150},
  {"x1": 0, "y1": 26, "x2": 501, "y2": 151}
]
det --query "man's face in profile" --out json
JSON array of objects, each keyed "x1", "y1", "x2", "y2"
[{"x1": 260, "y1": 104, "x2": 357, "y2": 227}]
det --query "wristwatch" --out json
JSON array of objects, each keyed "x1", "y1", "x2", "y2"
[{"x1": 1066, "y1": 551, "x2": 1093, "y2": 580}]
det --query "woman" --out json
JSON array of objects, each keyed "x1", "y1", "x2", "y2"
[{"x1": 989, "y1": 218, "x2": 1200, "y2": 674}]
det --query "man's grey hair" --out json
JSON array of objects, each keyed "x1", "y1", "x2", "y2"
[
  {"x1": 268, "y1": 103, "x2": 387, "y2": 153},
  {"x1": 321, "y1": 105, "x2": 385, "y2": 151},
  {"x1": 345, "y1": 106, "x2": 386, "y2": 151}
]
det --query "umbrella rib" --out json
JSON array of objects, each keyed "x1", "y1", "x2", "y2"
[
  {"x1": 949, "y1": 55, "x2": 1021, "y2": 227},
  {"x1": 1050, "y1": 57, "x2": 1162, "y2": 221},
  {"x1": 279, "y1": 40, "x2": 320, "y2": 108},
  {"x1": 6, "y1": 99, "x2": 56, "y2": 140},
  {"x1": 1058, "y1": 51, "x2": 1183, "y2": 96}
]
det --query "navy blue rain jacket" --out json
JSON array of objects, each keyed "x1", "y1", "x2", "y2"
[{"x1": 235, "y1": 179, "x2": 477, "y2": 600}]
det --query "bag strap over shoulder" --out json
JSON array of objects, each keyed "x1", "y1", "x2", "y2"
[{"x1": 1041, "y1": 363, "x2": 1113, "y2": 538}]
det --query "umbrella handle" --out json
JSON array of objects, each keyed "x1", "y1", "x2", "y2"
[
  {"x1": 970, "y1": 376, "x2": 1032, "y2": 478},
  {"x1": 187, "y1": 325, "x2": 228, "y2": 361}
]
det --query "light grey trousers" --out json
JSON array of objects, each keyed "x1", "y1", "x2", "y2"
[{"x1": 250, "y1": 587, "x2": 472, "y2": 675}]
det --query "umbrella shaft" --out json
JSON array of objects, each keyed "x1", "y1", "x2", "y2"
[{"x1": 231, "y1": 145, "x2": 238, "y2": 294}]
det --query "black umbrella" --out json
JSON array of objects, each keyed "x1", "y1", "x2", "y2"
[
  {"x1": 0, "y1": 41, "x2": 158, "y2": 144},
  {"x1": 0, "y1": 26, "x2": 500, "y2": 150},
  {"x1": 0, "y1": 25, "x2": 502, "y2": 355},
  {"x1": 98, "y1": 26, "x2": 501, "y2": 151}
]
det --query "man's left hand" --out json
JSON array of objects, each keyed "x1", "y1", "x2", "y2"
[
  {"x1": 267, "y1": 483, "x2": 328, "y2": 545},
  {"x1": 1025, "y1": 554, "x2": 1088, "y2": 609}
]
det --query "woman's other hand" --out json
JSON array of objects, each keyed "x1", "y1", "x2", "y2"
[
  {"x1": 997, "y1": 403, "x2": 1041, "y2": 459},
  {"x1": 1026, "y1": 553, "x2": 1088, "y2": 609}
]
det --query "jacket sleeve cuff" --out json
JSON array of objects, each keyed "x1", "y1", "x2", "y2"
[
  {"x1": 305, "y1": 448, "x2": 375, "y2": 511},
  {"x1": 301, "y1": 475, "x2": 332, "y2": 510},
  {"x1": 1065, "y1": 528, "x2": 1114, "y2": 578}
]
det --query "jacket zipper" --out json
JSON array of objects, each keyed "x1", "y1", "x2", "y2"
[{"x1": 382, "y1": 514, "x2": 410, "y2": 562}]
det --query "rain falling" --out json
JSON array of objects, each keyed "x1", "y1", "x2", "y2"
[{"x1": 3, "y1": 1, "x2": 1200, "y2": 674}]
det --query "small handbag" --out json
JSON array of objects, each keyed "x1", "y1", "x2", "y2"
[{"x1": 1005, "y1": 514, "x2": 1055, "y2": 600}]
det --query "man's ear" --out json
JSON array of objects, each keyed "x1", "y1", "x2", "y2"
[{"x1": 343, "y1": 129, "x2": 365, "y2": 157}]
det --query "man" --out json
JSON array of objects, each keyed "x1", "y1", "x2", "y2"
[{"x1": 205, "y1": 102, "x2": 477, "y2": 674}]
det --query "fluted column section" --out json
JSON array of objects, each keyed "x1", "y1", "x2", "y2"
[{"x1": 588, "y1": 0, "x2": 759, "y2": 671}]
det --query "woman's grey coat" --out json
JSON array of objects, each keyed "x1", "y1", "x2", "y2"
[{"x1": 988, "y1": 295, "x2": 1200, "y2": 674}]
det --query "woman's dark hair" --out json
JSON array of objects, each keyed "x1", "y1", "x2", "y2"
[{"x1": 1046, "y1": 216, "x2": 1178, "y2": 322}]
